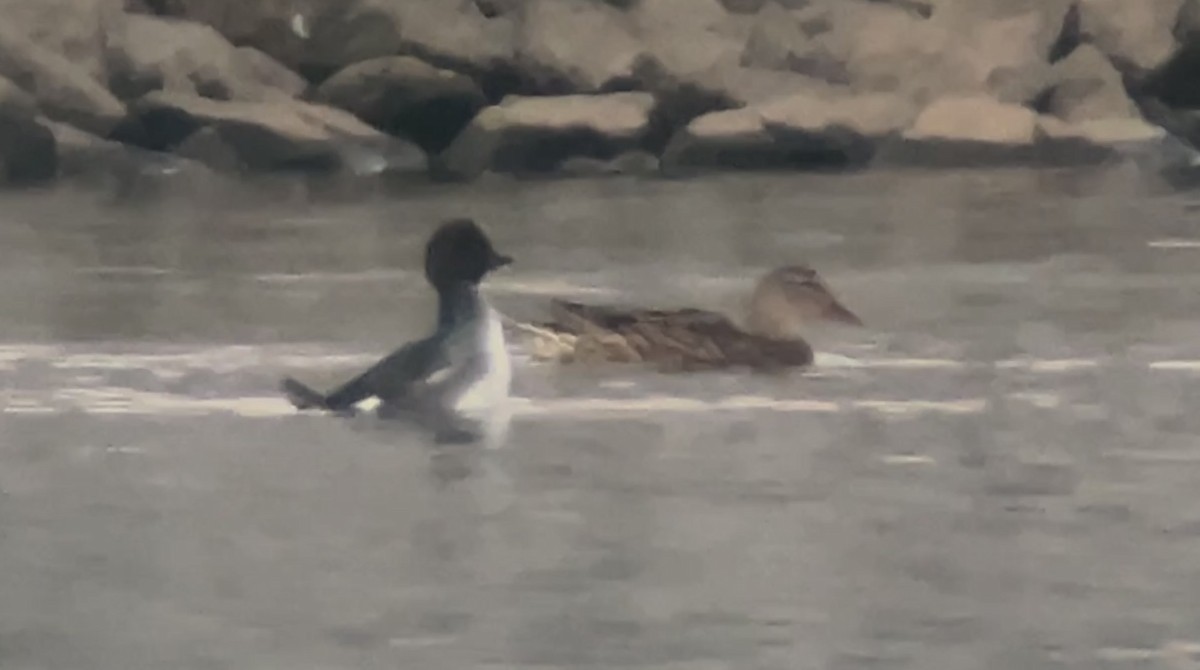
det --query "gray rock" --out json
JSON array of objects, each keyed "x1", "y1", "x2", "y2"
[
  {"x1": 0, "y1": 0, "x2": 123, "y2": 83},
  {"x1": 106, "y1": 14, "x2": 304, "y2": 102},
  {"x1": 632, "y1": 0, "x2": 750, "y2": 91},
  {"x1": 392, "y1": 0, "x2": 516, "y2": 83},
  {"x1": 312, "y1": 56, "x2": 487, "y2": 154},
  {"x1": 1076, "y1": 0, "x2": 1184, "y2": 75},
  {"x1": 881, "y1": 93, "x2": 1044, "y2": 165},
  {"x1": 741, "y1": 1, "x2": 845, "y2": 81},
  {"x1": 154, "y1": 0, "x2": 515, "y2": 86},
  {"x1": 559, "y1": 150, "x2": 659, "y2": 176},
  {"x1": 234, "y1": 47, "x2": 307, "y2": 98},
  {"x1": 1179, "y1": 0, "x2": 1200, "y2": 41},
  {"x1": 0, "y1": 25, "x2": 125, "y2": 136},
  {"x1": 1044, "y1": 45, "x2": 1139, "y2": 123},
  {"x1": 123, "y1": 91, "x2": 426, "y2": 174},
  {"x1": 0, "y1": 76, "x2": 55, "y2": 183},
  {"x1": 661, "y1": 88, "x2": 913, "y2": 172},
  {"x1": 1037, "y1": 115, "x2": 1165, "y2": 150},
  {"x1": 435, "y1": 92, "x2": 655, "y2": 179},
  {"x1": 814, "y1": 0, "x2": 1072, "y2": 106},
  {"x1": 516, "y1": 0, "x2": 643, "y2": 92},
  {"x1": 720, "y1": 0, "x2": 769, "y2": 14}
]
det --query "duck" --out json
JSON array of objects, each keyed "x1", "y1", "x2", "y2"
[
  {"x1": 507, "y1": 265, "x2": 862, "y2": 372},
  {"x1": 280, "y1": 218, "x2": 515, "y2": 445}
]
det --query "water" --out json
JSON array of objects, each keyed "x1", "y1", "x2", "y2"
[{"x1": 4, "y1": 167, "x2": 1200, "y2": 669}]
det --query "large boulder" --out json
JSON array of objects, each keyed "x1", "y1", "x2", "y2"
[
  {"x1": 0, "y1": 76, "x2": 56, "y2": 184},
  {"x1": 312, "y1": 56, "x2": 487, "y2": 154},
  {"x1": 1037, "y1": 115, "x2": 1166, "y2": 151},
  {"x1": 118, "y1": 91, "x2": 425, "y2": 174},
  {"x1": 740, "y1": 2, "x2": 846, "y2": 82},
  {"x1": 149, "y1": 0, "x2": 516, "y2": 87},
  {"x1": 661, "y1": 88, "x2": 914, "y2": 172},
  {"x1": 1076, "y1": 0, "x2": 1184, "y2": 76},
  {"x1": 434, "y1": 92, "x2": 655, "y2": 179},
  {"x1": 811, "y1": 0, "x2": 1072, "y2": 106},
  {"x1": 1043, "y1": 45, "x2": 1139, "y2": 123},
  {"x1": 234, "y1": 47, "x2": 307, "y2": 98},
  {"x1": 632, "y1": 0, "x2": 749, "y2": 76},
  {"x1": 106, "y1": 14, "x2": 306, "y2": 102},
  {"x1": 881, "y1": 93, "x2": 1042, "y2": 165},
  {"x1": 0, "y1": 0, "x2": 123, "y2": 83},
  {"x1": 515, "y1": 0, "x2": 643, "y2": 93},
  {"x1": 0, "y1": 25, "x2": 125, "y2": 136}
]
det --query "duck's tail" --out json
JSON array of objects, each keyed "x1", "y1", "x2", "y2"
[{"x1": 280, "y1": 377, "x2": 330, "y2": 411}]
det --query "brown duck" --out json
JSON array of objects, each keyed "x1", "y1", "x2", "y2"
[{"x1": 508, "y1": 265, "x2": 863, "y2": 372}]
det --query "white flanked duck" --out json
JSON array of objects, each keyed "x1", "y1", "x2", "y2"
[
  {"x1": 510, "y1": 265, "x2": 863, "y2": 372},
  {"x1": 281, "y1": 218, "x2": 514, "y2": 445}
]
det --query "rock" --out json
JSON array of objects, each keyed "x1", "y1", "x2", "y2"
[
  {"x1": 434, "y1": 92, "x2": 655, "y2": 180},
  {"x1": 0, "y1": 76, "x2": 55, "y2": 184},
  {"x1": 814, "y1": 0, "x2": 1073, "y2": 106},
  {"x1": 516, "y1": 0, "x2": 643, "y2": 92},
  {"x1": 1038, "y1": 115, "x2": 1165, "y2": 145},
  {"x1": 0, "y1": 74, "x2": 38, "y2": 117},
  {"x1": 1076, "y1": 0, "x2": 1184, "y2": 75},
  {"x1": 312, "y1": 56, "x2": 487, "y2": 154},
  {"x1": 46, "y1": 118, "x2": 133, "y2": 173},
  {"x1": 905, "y1": 94, "x2": 1038, "y2": 143},
  {"x1": 1179, "y1": 0, "x2": 1200, "y2": 41},
  {"x1": 1044, "y1": 45, "x2": 1139, "y2": 123},
  {"x1": 0, "y1": 25, "x2": 126, "y2": 136},
  {"x1": 106, "y1": 14, "x2": 303, "y2": 102},
  {"x1": 0, "y1": 113, "x2": 56, "y2": 184},
  {"x1": 121, "y1": 91, "x2": 426, "y2": 174},
  {"x1": 389, "y1": 0, "x2": 517, "y2": 92},
  {"x1": 0, "y1": 0, "x2": 122, "y2": 83},
  {"x1": 155, "y1": 0, "x2": 516, "y2": 88},
  {"x1": 661, "y1": 88, "x2": 914, "y2": 172},
  {"x1": 632, "y1": 0, "x2": 751, "y2": 92},
  {"x1": 881, "y1": 94, "x2": 1042, "y2": 165},
  {"x1": 1137, "y1": 98, "x2": 1200, "y2": 150},
  {"x1": 47, "y1": 114, "x2": 226, "y2": 198},
  {"x1": 813, "y1": 0, "x2": 951, "y2": 101},
  {"x1": 559, "y1": 150, "x2": 659, "y2": 176},
  {"x1": 660, "y1": 107, "x2": 777, "y2": 171},
  {"x1": 234, "y1": 47, "x2": 307, "y2": 98},
  {"x1": 760, "y1": 90, "x2": 917, "y2": 139},
  {"x1": 741, "y1": 2, "x2": 847, "y2": 82},
  {"x1": 720, "y1": 0, "x2": 768, "y2": 14},
  {"x1": 1146, "y1": 1, "x2": 1200, "y2": 107}
]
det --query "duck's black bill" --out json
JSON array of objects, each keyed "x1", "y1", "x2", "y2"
[
  {"x1": 826, "y1": 300, "x2": 864, "y2": 327},
  {"x1": 489, "y1": 252, "x2": 513, "y2": 269}
]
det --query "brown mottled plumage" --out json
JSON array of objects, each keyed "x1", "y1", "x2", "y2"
[{"x1": 511, "y1": 265, "x2": 862, "y2": 372}]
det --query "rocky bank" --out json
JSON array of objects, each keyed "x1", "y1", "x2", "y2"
[{"x1": 2, "y1": 0, "x2": 1200, "y2": 187}]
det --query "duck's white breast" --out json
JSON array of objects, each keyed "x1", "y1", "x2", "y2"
[{"x1": 452, "y1": 306, "x2": 512, "y2": 413}]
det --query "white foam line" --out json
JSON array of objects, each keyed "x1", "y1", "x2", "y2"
[
  {"x1": 486, "y1": 278, "x2": 620, "y2": 298},
  {"x1": 253, "y1": 270, "x2": 414, "y2": 284},
  {"x1": 994, "y1": 358, "x2": 1101, "y2": 372},
  {"x1": 1148, "y1": 238, "x2": 1200, "y2": 249},
  {"x1": 1149, "y1": 360, "x2": 1200, "y2": 371},
  {"x1": 2, "y1": 392, "x2": 991, "y2": 419},
  {"x1": 6, "y1": 345, "x2": 1200, "y2": 380},
  {"x1": 880, "y1": 454, "x2": 937, "y2": 465},
  {"x1": 77, "y1": 266, "x2": 173, "y2": 276}
]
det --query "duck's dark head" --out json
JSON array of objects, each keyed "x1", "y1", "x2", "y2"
[{"x1": 424, "y1": 218, "x2": 512, "y2": 290}]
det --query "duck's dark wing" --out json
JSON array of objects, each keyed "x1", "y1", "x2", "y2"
[
  {"x1": 281, "y1": 336, "x2": 447, "y2": 413},
  {"x1": 548, "y1": 299, "x2": 813, "y2": 370}
]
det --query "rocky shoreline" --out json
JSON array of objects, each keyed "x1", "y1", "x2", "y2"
[{"x1": 1, "y1": 0, "x2": 1199, "y2": 188}]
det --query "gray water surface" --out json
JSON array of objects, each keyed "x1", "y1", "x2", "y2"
[{"x1": 4, "y1": 168, "x2": 1200, "y2": 669}]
